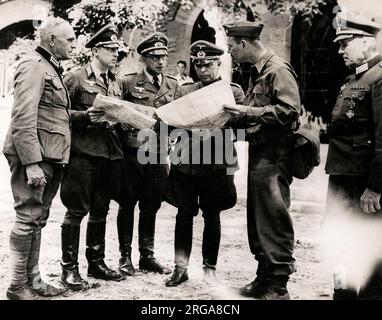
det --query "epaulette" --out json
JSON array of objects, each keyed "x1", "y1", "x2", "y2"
[
  {"x1": 230, "y1": 82, "x2": 242, "y2": 89},
  {"x1": 24, "y1": 53, "x2": 42, "y2": 63},
  {"x1": 70, "y1": 65, "x2": 82, "y2": 73},
  {"x1": 181, "y1": 81, "x2": 194, "y2": 86},
  {"x1": 125, "y1": 72, "x2": 138, "y2": 76},
  {"x1": 165, "y1": 74, "x2": 178, "y2": 81}
]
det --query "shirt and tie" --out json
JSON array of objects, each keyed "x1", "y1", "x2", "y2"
[{"x1": 144, "y1": 67, "x2": 162, "y2": 90}]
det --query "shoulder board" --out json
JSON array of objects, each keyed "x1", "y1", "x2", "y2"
[
  {"x1": 230, "y1": 82, "x2": 242, "y2": 89},
  {"x1": 181, "y1": 81, "x2": 195, "y2": 86},
  {"x1": 70, "y1": 65, "x2": 82, "y2": 73},
  {"x1": 165, "y1": 74, "x2": 178, "y2": 81},
  {"x1": 125, "y1": 72, "x2": 138, "y2": 78},
  {"x1": 23, "y1": 53, "x2": 42, "y2": 63}
]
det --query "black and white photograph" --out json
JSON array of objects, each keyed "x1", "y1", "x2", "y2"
[{"x1": 0, "y1": 0, "x2": 382, "y2": 309}]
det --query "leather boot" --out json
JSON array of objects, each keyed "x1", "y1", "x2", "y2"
[
  {"x1": 117, "y1": 205, "x2": 135, "y2": 276},
  {"x1": 6, "y1": 285, "x2": 43, "y2": 300},
  {"x1": 255, "y1": 276, "x2": 291, "y2": 300},
  {"x1": 86, "y1": 222, "x2": 125, "y2": 281},
  {"x1": 165, "y1": 266, "x2": 189, "y2": 287},
  {"x1": 139, "y1": 257, "x2": 171, "y2": 274},
  {"x1": 31, "y1": 278, "x2": 68, "y2": 297},
  {"x1": 138, "y1": 212, "x2": 171, "y2": 274},
  {"x1": 240, "y1": 257, "x2": 271, "y2": 297},
  {"x1": 61, "y1": 223, "x2": 89, "y2": 291},
  {"x1": 119, "y1": 252, "x2": 135, "y2": 276},
  {"x1": 138, "y1": 212, "x2": 156, "y2": 259}
]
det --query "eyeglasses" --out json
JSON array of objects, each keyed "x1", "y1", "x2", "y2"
[{"x1": 146, "y1": 55, "x2": 168, "y2": 62}]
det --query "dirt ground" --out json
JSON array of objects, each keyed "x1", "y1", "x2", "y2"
[
  {"x1": 0, "y1": 162, "x2": 333, "y2": 301},
  {"x1": 0, "y1": 97, "x2": 334, "y2": 300}
]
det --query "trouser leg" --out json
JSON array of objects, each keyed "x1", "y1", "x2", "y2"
[
  {"x1": 247, "y1": 149, "x2": 295, "y2": 277},
  {"x1": 26, "y1": 231, "x2": 42, "y2": 286},
  {"x1": 174, "y1": 210, "x2": 194, "y2": 268},
  {"x1": 9, "y1": 229, "x2": 32, "y2": 290},
  {"x1": 138, "y1": 162, "x2": 168, "y2": 258},
  {"x1": 6, "y1": 156, "x2": 62, "y2": 291},
  {"x1": 202, "y1": 211, "x2": 221, "y2": 268}
]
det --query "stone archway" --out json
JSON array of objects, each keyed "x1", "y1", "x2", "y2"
[
  {"x1": 165, "y1": 4, "x2": 205, "y2": 76},
  {"x1": 0, "y1": 0, "x2": 51, "y2": 31},
  {"x1": 0, "y1": 0, "x2": 51, "y2": 49}
]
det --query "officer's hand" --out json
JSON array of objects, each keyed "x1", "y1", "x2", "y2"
[
  {"x1": 223, "y1": 104, "x2": 248, "y2": 118},
  {"x1": 26, "y1": 163, "x2": 46, "y2": 187},
  {"x1": 360, "y1": 188, "x2": 381, "y2": 214},
  {"x1": 88, "y1": 107, "x2": 106, "y2": 123}
]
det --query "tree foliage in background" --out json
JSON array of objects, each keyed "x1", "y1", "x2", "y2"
[
  {"x1": 50, "y1": 0, "x2": 81, "y2": 20},
  {"x1": 264, "y1": 0, "x2": 329, "y2": 22},
  {"x1": 68, "y1": 0, "x2": 170, "y2": 35},
  {"x1": 1, "y1": 0, "x2": 331, "y2": 73}
]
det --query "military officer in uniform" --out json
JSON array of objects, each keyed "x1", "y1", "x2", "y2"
[
  {"x1": 117, "y1": 32, "x2": 179, "y2": 275},
  {"x1": 223, "y1": 21, "x2": 301, "y2": 299},
  {"x1": 164, "y1": 41, "x2": 245, "y2": 287},
  {"x1": 3, "y1": 17, "x2": 75, "y2": 300},
  {"x1": 60, "y1": 24, "x2": 125, "y2": 290},
  {"x1": 323, "y1": 13, "x2": 382, "y2": 300}
]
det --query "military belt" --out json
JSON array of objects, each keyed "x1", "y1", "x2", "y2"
[{"x1": 327, "y1": 121, "x2": 372, "y2": 137}]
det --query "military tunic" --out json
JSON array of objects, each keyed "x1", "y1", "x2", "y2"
[
  {"x1": 240, "y1": 51, "x2": 301, "y2": 277},
  {"x1": 3, "y1": 46, "x2": 71, "y2": 231},
  {"x1": 323, "y1": 56, "x2": 382, "y2": 289},
  {"x1": 325, "y1": 55, "x2": 382, "y2": 191},
  {"x1": 117, "y1": 71, "x2": 179, "y2": 259},
  {"x1": 60, "y1": 65, "x2": 124, "y2": 223},
  {"x1": 164, "y1": 79, "x2": 245, "y2": 268}
]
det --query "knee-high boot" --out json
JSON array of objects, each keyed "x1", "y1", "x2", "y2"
[
  {"x1": 61, "y1": 223, "x2": 89, "y2": 291},
  {"x1": 138, "y1": 212, "x2": 170, "y2": 274},
  {"x1": 86, "y1": 221, "x2": 124, "y2": 281},
  {"x1": 117, "y1": 205, "x2": 135, "y2": 275}
]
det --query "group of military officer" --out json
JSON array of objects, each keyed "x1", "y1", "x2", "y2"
[{"x1": 3, "y1": 9, "x2": 382, "y2": 300}]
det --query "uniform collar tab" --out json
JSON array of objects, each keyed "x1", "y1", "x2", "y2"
[{"x1": 35, "y1": 46, "x2": 63, "y2": 75}]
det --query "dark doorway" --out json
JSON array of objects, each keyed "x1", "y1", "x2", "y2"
[
  {"x1": 0, "y1": 20, "x2": 36, "y2": 50},
  {"x1": 291, "y1": 0, "x2": 348, "y2": 124},
  {"x1": 189, "y1": 10, "x2": 216, "y2": 81}
]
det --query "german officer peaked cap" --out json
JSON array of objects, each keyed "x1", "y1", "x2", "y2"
[
  {"x1": 85, "y1": 24, "x2": 120, "y2": 49},
  {"x1": 137, "y1": 32, "x2": 168, "y2": 56},
  {"x1": 334, "y1": 12, "x2": 381, "y2": 42},
  {"x1": 190, "y1": 40, "x2": 224, "y2": 65}
]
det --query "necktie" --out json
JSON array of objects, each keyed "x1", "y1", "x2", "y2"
[
  {"x1": 100, "y1": 73, "x2": 108, "y2": 87},
  {"x1": 153, "y1": 75, "x2": 160, "y2": 90}
]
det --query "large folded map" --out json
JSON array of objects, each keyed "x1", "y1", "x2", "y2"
[
  {"x1": 155, "y1": 79, "x2": 235, "y2": 129},
  {"x1": 92, "y1": 79, "x2": 235, "y2": 130},
  {"x1": 92, "y1": 94, "x2": 157, "y2": 129}
]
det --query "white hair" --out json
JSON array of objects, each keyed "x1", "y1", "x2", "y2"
[{"x1": 39, "y1": 17, "x2": 69, "y2": 45}]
